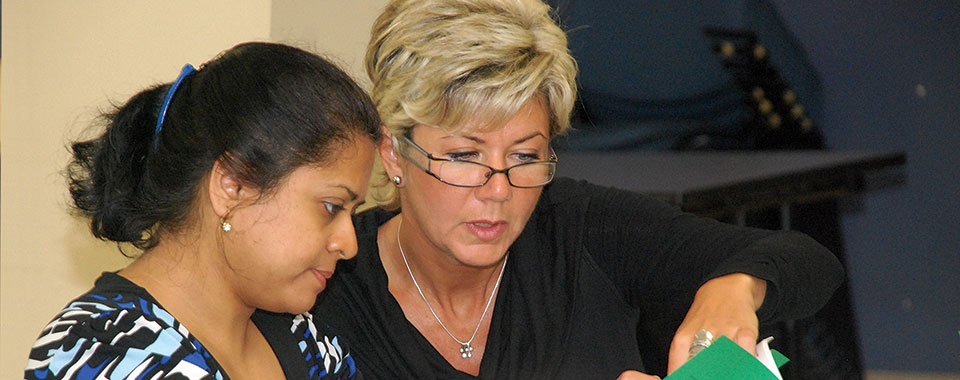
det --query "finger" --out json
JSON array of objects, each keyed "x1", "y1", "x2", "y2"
[
  {"x1": 735, "y1": 329, "x2": 759, "y2": 356},
  {"x1": 666, "y1": 333, "x2": 693, "y2": 374},
  {"x1": 616, "y1": 370, "x2": 661, "y2": 380}
]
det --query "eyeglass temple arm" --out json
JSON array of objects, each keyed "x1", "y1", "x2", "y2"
[{"x1": 396, "y1": 136, "x2": 435, "y2": 173}]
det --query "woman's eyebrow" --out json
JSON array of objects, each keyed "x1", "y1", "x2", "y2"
[
  {"x1": 325, "y1": 184, "x2": 359, "y2": 201},
  {"x1": 441, "y1": 132, "x2": 547, "y2": 145}
]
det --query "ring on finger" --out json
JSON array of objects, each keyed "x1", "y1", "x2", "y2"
[{"x1": 687, "y1": 329, "x2": 714, "y2": 358}]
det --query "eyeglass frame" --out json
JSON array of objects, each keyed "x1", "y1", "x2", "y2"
[{"x1": 395, "y1": 133, "x2": 559, "y2": 188}]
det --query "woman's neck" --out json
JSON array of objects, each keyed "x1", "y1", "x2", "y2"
[
  {"x1": 379, "y1": 214, "x2": 505, "y2": 375},
  {"x1": 382, "y1": 215, "x2": 505, "y2": 313},
  {"x1": 119, "y1": 233, "x2": 259, "y2": 359}
]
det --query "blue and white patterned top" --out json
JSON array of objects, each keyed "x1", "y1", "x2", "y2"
[{"x1": 24, "y1": 272, "x2": 359, "y2": 380}]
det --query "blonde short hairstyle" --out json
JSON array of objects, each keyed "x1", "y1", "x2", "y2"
[{"x1": 367, "y1": 0, "x2": 578, "y2": 209}]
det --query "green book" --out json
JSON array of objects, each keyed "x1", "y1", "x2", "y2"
[{"x1": 664, "y1": 336, "x2": 789, "y2": 380}]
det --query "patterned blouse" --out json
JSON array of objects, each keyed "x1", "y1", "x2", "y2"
[{"x1": 24, "y1": 272, "x2": 360, "y2": 380}]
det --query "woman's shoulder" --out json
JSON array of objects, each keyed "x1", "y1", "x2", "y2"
[
  {"x1": 255, "y1": 311, "x2": 361, "y2": 380},
  {"x1": 352, "y1": 207, "x2": 398, "y2": 235},
  {"x1": 541, "y1": 177, "x2": 675, "y2": 216},
  {"x1": 543, "y1": 176, "x2": 593, "y2": 198},
  {"x1": 540, "y1": 177, "x2": 636, "y2": 206},
  {"x1": 25, "y1": 273, "x2": 222, "y2": 380},
  {"x1": 300, "y1": 313, "x2": 361, "y2": 379},
  {"x1": 334, "y1": 207, "x2": 392, "y2": 289}
]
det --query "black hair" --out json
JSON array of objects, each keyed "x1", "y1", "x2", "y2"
[{"x1": 68, "y1": 42, "x2": 381, "y2": 250}]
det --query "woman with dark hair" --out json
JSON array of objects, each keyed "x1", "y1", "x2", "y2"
[{"x1": 25, "y1": 42, "x2": 380, "y2": 380}]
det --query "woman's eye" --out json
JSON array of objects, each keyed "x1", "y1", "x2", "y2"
[
  {"x1": 446, "y1": 151, "x2": 480, "y2": 161},
  {"x1": 513, "y1": 152, "x2": 541, "y2": 163},
  {"x1": 324, "y1": 202, "x2": 345, "y2": 215}
]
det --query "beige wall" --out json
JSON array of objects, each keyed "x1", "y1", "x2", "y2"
[
  {"x1": 1, "y1": 1, "x2": 389, "y2": 375},
  {"x1": 271, "y1": 0, "x2": 388, "y2": 89}
]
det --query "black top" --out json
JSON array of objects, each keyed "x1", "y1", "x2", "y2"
[
  {"x1": 26, "y1": 272, "x2": 361, "y2": 380},
  {"x1": 314, "y1": 178, "x2": 843, "y2": 379}
]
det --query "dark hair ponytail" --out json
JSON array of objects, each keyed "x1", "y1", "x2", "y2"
[
  {"x1": 68, "y1": 42, "x2": 381, "y2": 250},
  {"x1": 69, "y1": 85, "x2": 169, "y2": 249}
]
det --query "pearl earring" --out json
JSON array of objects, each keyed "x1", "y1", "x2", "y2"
[{"x1": 392, "y1": 176, "x2": 402, "y2": 185}]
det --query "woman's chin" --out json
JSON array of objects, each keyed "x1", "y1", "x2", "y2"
[
  {"x1": 451, "y1": 246, "x2": 510, "y2": 268},
  {"x1": 262, "y1": 295, "x2": 317, "y2": 316}
]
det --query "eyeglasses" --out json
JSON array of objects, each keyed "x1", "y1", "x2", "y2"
[{"x1": 396, "y1": 134, "x2": 558, "y2": 188}]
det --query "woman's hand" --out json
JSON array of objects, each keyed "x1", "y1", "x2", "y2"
[
  {"x1": 616, "y1": 370, "x2": 661, "y2": 380},
  {"x1": 666, "y1": 273, "x2": 767, "y2": 374}
]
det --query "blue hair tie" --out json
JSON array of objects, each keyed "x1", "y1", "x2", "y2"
[{"x1": 154, "y1": 64, "x2": 197, "y2": 150}]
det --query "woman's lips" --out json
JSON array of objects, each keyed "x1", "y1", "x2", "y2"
[
  {"x1": 312, "y1": 269, "x2": 333, "y2": 289},
  {"x1": 466, "y1": 220, "x2": 507, "y2": 241}
]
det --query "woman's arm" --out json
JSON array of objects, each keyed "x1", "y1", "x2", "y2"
[
  {"x1": 666, "y1": 273, "x2": 766, "y2": 373},
  {"x1": 548, "y1": 178, "x2": 842, "y2": 374},
  {"x1": 559, "y1": 178, "x2": 841, "y2": 321}
]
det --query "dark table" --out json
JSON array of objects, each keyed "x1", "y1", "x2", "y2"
[{"x1": 556, "y1": 150, "x2": 906, "y2": 225}]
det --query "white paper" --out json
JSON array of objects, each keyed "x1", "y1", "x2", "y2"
[{"x1": 755, "y1": 336, "x2": 784, "y2": 380}]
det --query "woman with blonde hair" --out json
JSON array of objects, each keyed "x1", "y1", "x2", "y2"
[{"x1": 314, "y1": 1, "x2": 843, "y2": 379}]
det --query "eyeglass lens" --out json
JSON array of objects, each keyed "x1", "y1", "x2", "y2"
[
  {"x1": 432, "y1": 160, "x2": 554, "y2": 187},
  {"x1": 400, "y1": 135, "x2": 556, "y2": 187}
]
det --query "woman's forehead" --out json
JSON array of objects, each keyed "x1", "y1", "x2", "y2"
[{"x1": 414, "y1": 99, "x2": 550, "y2": 141}]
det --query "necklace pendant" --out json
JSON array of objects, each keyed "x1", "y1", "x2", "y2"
[{"x1": 459, "y1": 343, "x2": 474, "y2": 359}]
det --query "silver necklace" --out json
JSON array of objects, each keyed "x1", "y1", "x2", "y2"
[{"x1": 396, "y1": 218, "x2": 508, "y2": 359}]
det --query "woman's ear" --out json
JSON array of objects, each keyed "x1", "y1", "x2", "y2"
[
  {"x1": 208, "y1": 159, "x2": 246, "y2": 218},
  {"x1": 379, "y1": 125, "x2": 403, "y2": 178}
]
